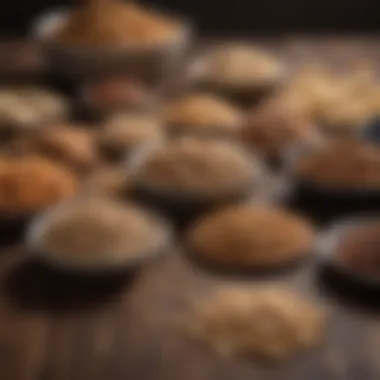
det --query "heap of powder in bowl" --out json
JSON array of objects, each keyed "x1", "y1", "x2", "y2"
[
  {"x1": 132, "y1": 137, "x2": 260, "y2": 198},
  {"x1": 27, "y1": 197, "x2": 172, "y2": 271}
]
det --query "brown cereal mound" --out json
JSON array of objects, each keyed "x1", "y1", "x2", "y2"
[
  {"x1": 190, "y1": 287, "x2": 325, "y2": 361},
  {"x1": 29, "y1": 197, "x2": 169, "y2": 269},
  {"x1": 242, "y1": 99, "x2": 318, "y2": 156},
  {"x1": 201, "y1": 44, "x2": 282, "y2": 86},
  {"x1": 85, "y1": 77, "x2": 153, "y2": 110},
  {"x1": 336, "y1": 222, "x2": 380, "y2": 276},
  {"x1": 295, "y1": 140, "x2": 380, "y2": 188},
  {"x1": 81, "y1": 165, "x2": 129, "y2": 198},
  {"x1": 99, "y1": 114, "x2": 163, "y2": 160},
  {"x1": 187, "y1": 204, "x2": 314, "y2": 268},
  {"x1": 0, "y1": 155, "x2": 77, "y2": 213},
  {"x1": 135, "y1": 138, "x2": 256, "y2": 196},
  {"x1": 55, "y1": 1, "x2": 180, "y2": 47},
  {"x1": 163, "y1": 94, "x2": 243, "y2": 135},
  {"x1": 11, "y1": 126, "x2": 99, "y2": 174}
]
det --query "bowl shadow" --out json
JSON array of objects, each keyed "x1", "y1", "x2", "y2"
[
  {"x1": 4, "y1": 258, "x2": 138, "y2": 313},
  {"x1": 0, "y1": 215, "x2": 32, "y2": 247},
  {"x1": 316, "y1": 264, "x2": 380, "y2": 312},
  {"x1": 287, "y1": 180, "x2": 380, "y2": 227}
]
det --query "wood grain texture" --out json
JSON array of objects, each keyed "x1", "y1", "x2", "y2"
[
  {"x1": 0, "y1": 37, "x2": 380, "y2": 380},
  {"x1": 0, "y1": 245, "x2": 380, "y2": 380}
]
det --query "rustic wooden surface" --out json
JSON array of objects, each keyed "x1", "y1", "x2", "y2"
[
  {"x1": 2, "y1": 244, "x2": 380, "y2": 380},
  {"x1": 1, "y1": 37, "x2": 380, "y2": 380}
]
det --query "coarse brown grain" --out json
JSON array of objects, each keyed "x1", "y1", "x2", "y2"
[
  {"x1": 279, "y1": 64, "x2": 380, "y2": 132},
  {"x1": 242, "y1": 98, "x2": 319, "y2": 157},
  {"x1": 29, "y1": 197, "x2": 170, "y2": 269},
  {"x1": 0, "y1": 88, "x2": 67, "y2": 130},
  {"x1": 0, "y1": 155, "x2": 77, "y2": 214},
  {"x1": 99, "y1": 113, "x2": 163, "y2": 161},
  {"x1": 9, "y1": 125, "x2": 99, "y2": 174},
  {"x1": 336, "y1": 222, "x2": 380, "y2": 276},
  {"x1": 134, "y1": 137, "x2": 257, "y2": 196},
  {"x1": 81, "y1": 165, "x2": 129, "y2": 198},
  {"x1": 199, "y1": 44, "x2": 283, "y2": 87},
  {"x1": 190, "y1": 286, "x2": 325, "y2": 361},
  {"x1": 85, "y1": 77, "x2": 153, "y2": 110},
  {"x1": 187, "y1": 204, "x2": 314, "y2": 268},
  {"x1": 295, "y1": 140, "x2": 380, "y2": 188},
  {"x1": 163, "y1": 94, "x2": 243, "y2": 137},
  {"x1": 55, "y1": 0, "x2": 180, "y2": 47}
]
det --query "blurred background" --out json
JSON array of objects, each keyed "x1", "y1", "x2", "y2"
[{"x1": 1, "y1": 0, "x2": 379, "y2": 36}]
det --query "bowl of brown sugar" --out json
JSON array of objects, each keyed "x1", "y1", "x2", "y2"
[
  {"x1": 32, "y1": 0, "x2": 191, "y2": 83},
  {"x1": 186, "y1": 204, "x2": 315, "y2": 274},
  {"x1": 163, "y1": 93, "x2": 244, "y2": 140}
]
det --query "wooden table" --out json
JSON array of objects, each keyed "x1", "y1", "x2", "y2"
[
  {"x1": 1, "y1": 36, "x2": 380, "y2": 380},
  {"x1": 2, "y1": 244, "x2": 380, "y2": 380}
]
